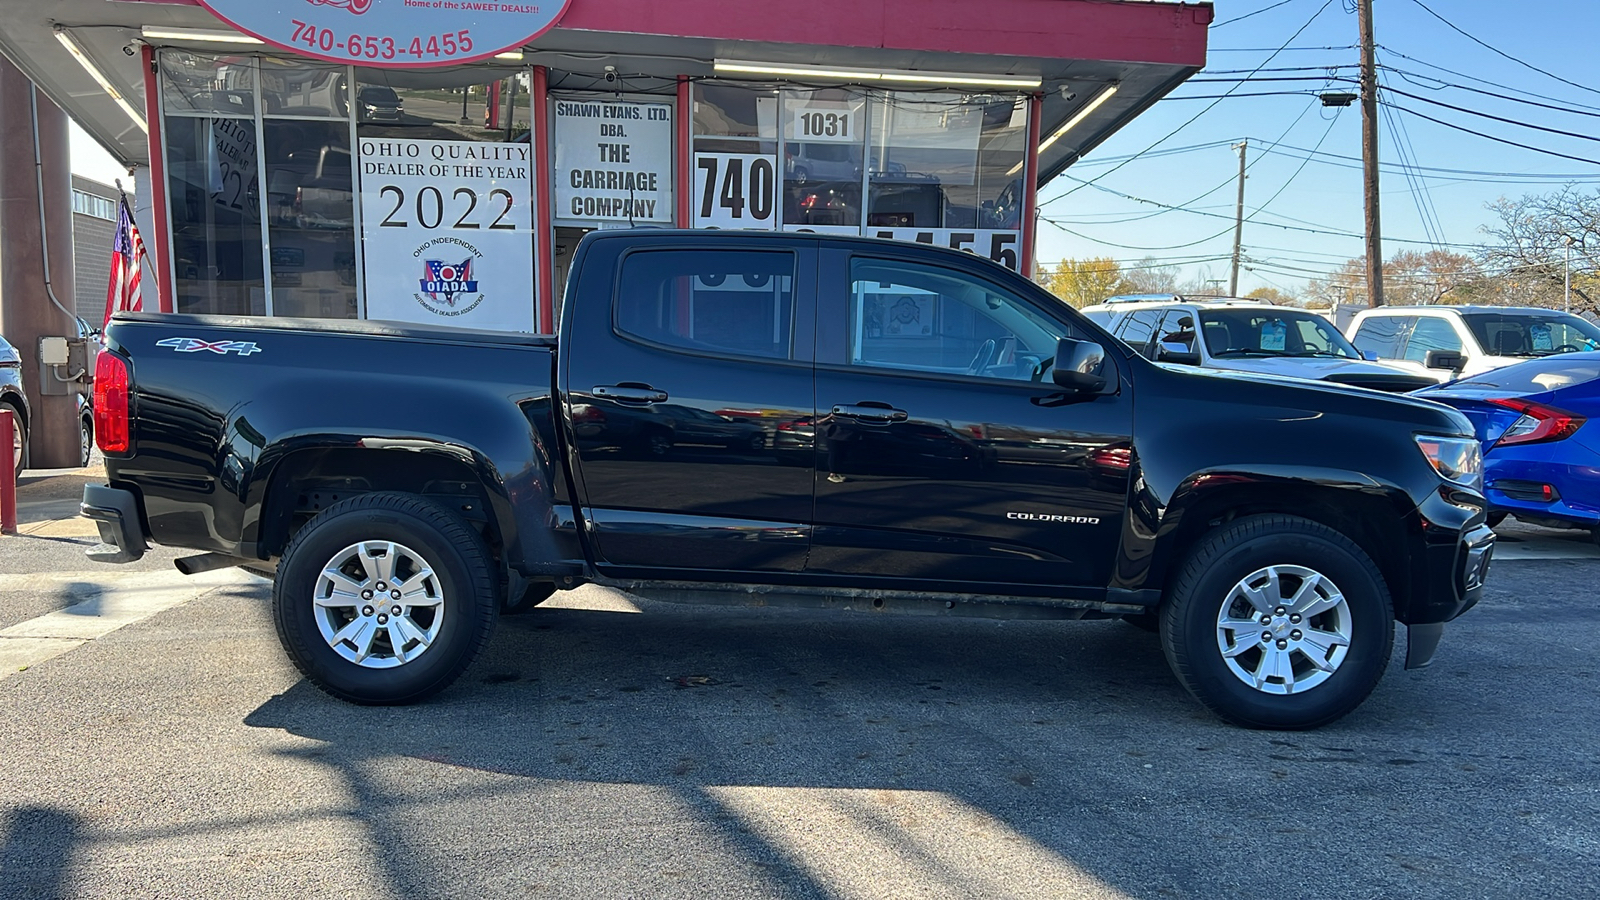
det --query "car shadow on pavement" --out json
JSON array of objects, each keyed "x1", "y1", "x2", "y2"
[
  {"x1": 0, "y1": 806, "x2": 81, "y2": 900},
  {"x1": 240, "y1": 599, "x2": 1254, "y2": 899}
]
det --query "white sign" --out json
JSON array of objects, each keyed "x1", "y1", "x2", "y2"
[
  {"x1": 195, "y1": 0, "x2": 570, "y2": 68},
  {"x1": 358, "y1": 138, "x2": 536, "y2": 332},
  {"x1": 553, "y1": 98, "x2": 673, "y2": 226},
  {"x1": 868, "y1": 228, "x2": 1023, "y2": 272},
  {"x1": 790, "y1": 102, "x2": 861, "y2": 144},
  {"x1": 693, "y1": 152, "x2": 779, "y2": 229}
]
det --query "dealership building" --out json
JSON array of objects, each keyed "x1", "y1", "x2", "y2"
[{"x1": 1, "y1": 0, "x2": 1210, "y2": 334}]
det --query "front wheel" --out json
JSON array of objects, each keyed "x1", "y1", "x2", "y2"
[
  {"x1": 273, "y1": 492, "x2": 498, "y2": 704},
  {"x1": 1160, "y1": 515, "x2": 1394, "y2": 730}
]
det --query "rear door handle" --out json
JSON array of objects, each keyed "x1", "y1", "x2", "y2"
[
  {"x1": 593, "y1": 384, "x2": 669, "y2": 404},
  {"x1": 832, "y1": 403, "x2": 908, "y2": 423}
]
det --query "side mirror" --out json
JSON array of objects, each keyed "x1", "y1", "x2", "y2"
[
  {"x1": 1424, "y1": 349, "x2": 1465, "y2": 372},
  {"x1": 1051, "y1": 337, "x2": 1107, "y2": 393},
  {"x1": 1156, "y1": 340, "x2": 1201, "y2": 365},
  {"x1": 1362, "y1": 350, "x2": 1379, "y2": 361}
]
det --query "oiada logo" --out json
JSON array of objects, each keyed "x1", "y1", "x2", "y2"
[
  {"x1": 420, "y1": 258, "x2": 478, "y2": 305},
  {"x1": 305, "y1": 0, "x2": 373, "y2": 14},
  {"x1": 413, "y1": 238, "x2": 486, "y2": 318}
]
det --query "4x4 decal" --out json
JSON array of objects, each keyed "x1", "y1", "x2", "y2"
[{"x1": 156, "y1": 337, "x2": 263, "y2": 357}]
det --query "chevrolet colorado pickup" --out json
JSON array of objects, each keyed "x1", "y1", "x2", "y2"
[{"x1": 81, "y1": 231, "x2": 1495, "y2": 729}]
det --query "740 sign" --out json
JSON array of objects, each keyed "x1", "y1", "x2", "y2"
[{"x1": 694, "y1": 153, "x2": 778, "y2": 230}]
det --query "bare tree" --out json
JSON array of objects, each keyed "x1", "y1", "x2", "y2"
[{"x1": 1482, "y1": 187, "x2": 1600, "y2": 314}]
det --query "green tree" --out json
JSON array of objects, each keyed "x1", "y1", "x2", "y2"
[{"x1": 1046, "y1": 257, "x2": 1130, "y2": 308}]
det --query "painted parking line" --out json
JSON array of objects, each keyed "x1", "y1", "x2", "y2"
[{"x1": 0, "y1": 569, "x2": 257, "y2": 675}]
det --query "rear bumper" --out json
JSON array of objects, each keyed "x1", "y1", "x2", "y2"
[{"x1": 80, "y1": 484, "x2": 147, "y2": 563}]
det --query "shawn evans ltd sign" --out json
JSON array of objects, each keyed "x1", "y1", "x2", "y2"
[{"x1": 194, "y1": 0, "x2": 572, "y2": 67}]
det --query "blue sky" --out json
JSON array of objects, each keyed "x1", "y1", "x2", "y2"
[{"x1": 1034, "y1": 0, "x2": 1600, "y2": 295}]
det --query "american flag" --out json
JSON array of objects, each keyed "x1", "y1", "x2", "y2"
[{"x1": 102, "y1": 196, "x2": 143, "y2": 328}]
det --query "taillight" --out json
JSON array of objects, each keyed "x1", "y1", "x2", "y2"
[
  {"x1": 1487, "y1": 397, "x2": 1585, "y2": 446},
  {"x1": 94, "y1": 352, "x2": 130, "y2": 453}
]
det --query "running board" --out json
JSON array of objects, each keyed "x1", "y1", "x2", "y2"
[{"x1": 592, "y1": 577, "x2": 1146, "y2": 620}]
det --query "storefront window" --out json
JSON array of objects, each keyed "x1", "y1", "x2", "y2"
[
  {"x1": 161, "y1": 52, "x2": 257, "y2": 117},
  {"x1": 691, "y1": 83, "x2": 779, "y2": 230},
  {"x1": 867, "y1": 92, "x2": 1026, "y2": 231},
  {"x1": 164, "y1": 114, "x2": 265, "y2": 315},
  {"x1": 259, "y1": 60, "x2": 349, "y2": 118},
  {"x1": 262, "y1": 120, "x2": 357, "y2": 318},
  {"x1": 782, "y1": 89, "x2": 866, "y2": 232}
]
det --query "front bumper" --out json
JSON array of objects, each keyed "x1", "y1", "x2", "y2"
[{"x1": 80, "y1": 484, "x2": 147, "y2": 563}]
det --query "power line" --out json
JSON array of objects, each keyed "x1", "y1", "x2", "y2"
[
  {"x1": 1213, "y1": 0, "x2": 1300, "y2": 28},
  {"x1": 1380, "y1": 65, "x2": 1600, "y2": 120},
  {"x1": 1402, "y1": 0, "x2": 1600, "y2": 99},
  {"x1": 1043, "y1": 0, "x2": 1339, "y2": 205},
  {"x1": 1383, "y1": 100, "x2": 1600, "y2": 167},
  {"x1": 1376, "y1": 45, "x2": 1600, "y2": 115},
  {"x1": 1382, "y1": 83, "x2": 1600, "y2": 145}
]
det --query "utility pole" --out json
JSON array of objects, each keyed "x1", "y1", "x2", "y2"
[
  {"x1": 1359, "y1": 0, "x2": 1384, "y2": 307},
  {"x1": 1229, "y1": 140, "x2": 1247, "y2": 297},
  {"x1": 1565, "y1": 235, "x2": 1573, "y2": 313}
]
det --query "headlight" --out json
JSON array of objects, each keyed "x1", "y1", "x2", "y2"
[{"x1": 1415, "y1": 435, "x2": 1483, "y2": 492}]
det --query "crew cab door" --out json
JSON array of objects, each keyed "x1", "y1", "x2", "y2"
[
  {"x1": 562, "y1": 237, "x2": 816, "y2": 574},
  {"x1": 808, "y1": 245, "x2": 1132, "y2": 591}
]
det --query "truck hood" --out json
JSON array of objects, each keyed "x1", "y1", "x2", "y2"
[
  {"x1": 1204, "y1": 355, "x2": 1441, "y2": 391},
  {"x1": 1157, "y1": 361, "x2": 1477, "y2": 436}
]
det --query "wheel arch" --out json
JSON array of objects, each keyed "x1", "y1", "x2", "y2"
[{"x1": 1147, "y1": 475, "x2": 1417, "y2": 618}]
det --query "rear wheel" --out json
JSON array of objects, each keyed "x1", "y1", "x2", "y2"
[
  {"x1": 3, "y1": 404, "x2": 26, "y2": 483},
  {"x1": 1160, "y1": 515, "x2": 1394, "y2": 730},
  {"x1": 79, "y1": 414, "x2": 93, "y2": 467},
  {"x1": 273, "y1": 492, "x2": 498, "y2": 704}
]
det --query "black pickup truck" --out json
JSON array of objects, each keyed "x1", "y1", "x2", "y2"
[{"x1": 82, "y1": 231, "x2": 1495, "y2": 729}]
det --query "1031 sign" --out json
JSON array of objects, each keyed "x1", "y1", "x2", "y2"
[{"x1": 694, "y1": 153, "x2": 779, "y2": 229}]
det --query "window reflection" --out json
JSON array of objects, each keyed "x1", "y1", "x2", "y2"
[
  {"x1": 263, "y1": 120, "x2": 357, "y2": 318},
  {"x1": 166, "y1": 115, "x2": 265, "y2": 316}
]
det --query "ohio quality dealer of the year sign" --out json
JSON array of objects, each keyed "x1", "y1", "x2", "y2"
[{"x1": 194, "y1": 0, "x2": 572, "y2": 67}]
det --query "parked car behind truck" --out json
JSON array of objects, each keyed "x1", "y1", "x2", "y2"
[
  {"x1": 1348, "y1": 305, "x2": 1600, "y2": 380},
  {"x1": 82, "y1": 231, "x2": 1494, "y2": 729}
]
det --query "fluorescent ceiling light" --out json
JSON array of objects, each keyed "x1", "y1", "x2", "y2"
[
  {"x1": 1037, "y1": 83, "x2": 1118, "y2": 154},
  {"x1": 140, "y1": 26, "x2": 263, "y2": 45},
  {"x1": 54, "y1": 28, "x2": 147, "y2": 134},
  {"x1": 715, "y1": 60, "x2": 1039, "y2": 89},
  {"x1": 494, "y1": 51, "x2": 525, "y2": 61}
]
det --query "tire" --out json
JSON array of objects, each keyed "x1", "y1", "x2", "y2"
[
  {"x1": 79, "y1": 414, "x2": 93, "y2": 468},
  {"x1": 1160, "y1": 514, "x2": 1394, "y2": 730},
  {"x1": 643, "y1": 429, "x2": 672, "y2": 458},
  {"x1": 3, "y1": 404, "x2": 26, "y2": 482},
  {"x1": 503, "y1": 581, "x2": 557, "y2": 615},
  {"x1": 273, "y1": 492, "x2": 498, "y2": 705},
  {"x1": 1486, "y1": 512, "x2": 1507, "y2": 529}
]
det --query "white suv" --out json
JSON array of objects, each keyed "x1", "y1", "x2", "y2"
[
  {"x1": 1346, "y1": 305, "x2": 1600, "y2": 379},
  {"x1": 1082, "y1": 296, "x2": 1438, "y2": 392}
]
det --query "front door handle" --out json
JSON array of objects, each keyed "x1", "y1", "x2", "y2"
[
  {"x1": 832, "y1": 403, "x2": 908, "y2": 423},
  {"x1": 593, "y1": 384, "x2": 669, "y2": 404}
]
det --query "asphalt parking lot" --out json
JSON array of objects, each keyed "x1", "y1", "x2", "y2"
[{"x1": 1, "y1": 465, "x2": 1597, "y2": 899}]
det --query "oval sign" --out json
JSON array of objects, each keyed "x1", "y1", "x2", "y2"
[{"x1": 195, "y1": 0, "x2": 572, "y2": 68}]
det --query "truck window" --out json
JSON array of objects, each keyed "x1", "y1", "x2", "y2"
[
  {"x1": 615, "y1": 250, "x2": 796, "y2": 360},
  {"x1": 1460, "y1": 312, "x2": 1600, "y2": 358},
  {"x1": 1116, "y1": 310, "x2": 1161, "y2": 359},
  {"x1": 1351, "y1": 315, "x2": 1410, "y2": 358},
  {"x1": 1401, "y1": 317, "x2": 1463, "y2": 363},
  {"x1": 846, "y1": 257, "x2": 1065, "y2": 382}
]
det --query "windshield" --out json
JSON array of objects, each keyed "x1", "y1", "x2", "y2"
[
  {"x1": 1198, "y1": 309, "x2": 1360, "y2": 359},
  {"x1": 1461, "y1": 312, "x2": 1600, "y2": 358},
  {"x1": 361, "y1": 87, "x2": 399, "y2": 103}
]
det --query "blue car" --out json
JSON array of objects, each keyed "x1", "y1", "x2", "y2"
[{"x1": 1416, "y1": 352, "x2": 1600, "y2": 539}]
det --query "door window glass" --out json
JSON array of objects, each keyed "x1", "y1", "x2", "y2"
[
  {"x1": 1116, "y1": 310, "x2": 1161, "y2": 358},
  {"x1": 846, "y1": 257, "x2": 1068, "y2": 382},
  {"x1": 1153, "y1": 310, "x2": 1198, "y2": 355},
  {"x1": 616, "y1": 250, "x2": 795, "y2": 360},
  {"x1": 1460, "y1": 312, "x2": 1600, "y2": 357},
  {"x1": 1401, "y1": 317, "x2": 1464, "y2": 363},
  {"x1": 1351, "y1": 315, "x2": 1410, "y2": 358}
]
